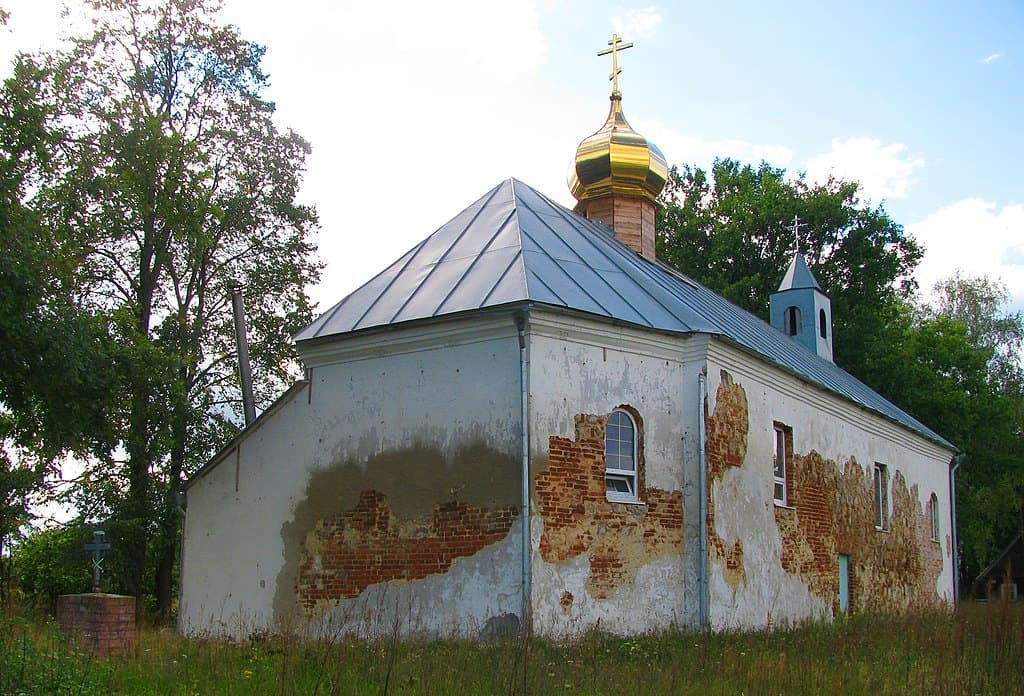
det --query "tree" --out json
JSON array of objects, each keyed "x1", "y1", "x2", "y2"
[
  {"x1": 0, "y1": 55, "x2": 119, "y2": 601},
  {"x1": 656, "y1": 159, "x2": 922, "y2": 385},
  {"x1": 17, "y1": 0, "x2": 320, "y2": 615},
  {"x1": 924, "y1": 276, "x2": 1024, "y2": 582}
]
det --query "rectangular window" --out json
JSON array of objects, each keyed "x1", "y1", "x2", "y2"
[
  {"x1": 873, "y1": 463, "x2": 889, "y2": 530},
  {"x1": 773, "y1": 423, "x2": 791, "y2": 506}
]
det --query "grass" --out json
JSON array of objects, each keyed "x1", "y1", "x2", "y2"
[{"x1": 1, "y1": 602, "x2": 1022, "y2": 695}]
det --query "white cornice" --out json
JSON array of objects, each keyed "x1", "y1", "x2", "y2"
[
  {"x1": 707, "y1": 338, "x2": 954, "y2": 460},
  {"x1": 297, "y1": 312, "x2": 523, "y2": 368},
  {"x1": 527, "y1": 310, "x2": 701, "y2": 363}
]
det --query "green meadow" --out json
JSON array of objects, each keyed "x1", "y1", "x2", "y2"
[{"x1": 2, "y1": 602, "x2": 1021, "y2": 695}]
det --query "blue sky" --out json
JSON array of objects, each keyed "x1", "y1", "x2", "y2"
[{"x1": 3, "y1": 0, "x2": 1022, "y2": 311}]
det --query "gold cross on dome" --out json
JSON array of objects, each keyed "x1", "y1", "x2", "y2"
[{"x1": 597, "y1": 33, "x2": 634, "y2": 94}]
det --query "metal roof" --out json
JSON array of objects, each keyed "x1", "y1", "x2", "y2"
[
  {"x1": 777, "y1": 253, "x2": 822, "y2": 291},
  {"x1": 295, "y1": 178, "x2": 953, "y2": 450}
]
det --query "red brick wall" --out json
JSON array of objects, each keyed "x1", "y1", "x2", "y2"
[
  {"x1": 536, "y1": 411, "x2": 683, "y2": 600},
  {"x1": 296, "y1": 490, "x2": 517, "y2": 618},
  {"x1": 55, "y1": 594, "x2": 136, "y2": 657}
]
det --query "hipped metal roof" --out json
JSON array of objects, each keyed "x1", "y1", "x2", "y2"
[{"x1": 295, "y1": 179, "x2": 953, "y2": 450}]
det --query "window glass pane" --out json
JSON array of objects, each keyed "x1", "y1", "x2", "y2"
[
  {"x1": 774, "y1": 429, "x2": 786, "y2": 478},
  {"x1": 774, "y1": 482, "x2": 785, "y2": 501},
  {"x1": 607, "y1": 476, "x2": 632, "y2": 493}
]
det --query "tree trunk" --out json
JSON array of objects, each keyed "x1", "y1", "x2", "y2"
[{"x1": 154, "y1": 360, "x2": 188, "y2": 620}]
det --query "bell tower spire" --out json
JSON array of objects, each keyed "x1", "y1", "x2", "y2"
[{"x1": 770, "y1": 234, "x2": 834, "y2": 362}]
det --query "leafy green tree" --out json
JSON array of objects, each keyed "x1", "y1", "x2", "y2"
[
  {"x1": 12, "y1": 0, "x2": 320, "y2": 616},
  {"x1": 0, "y1": 55, "x2": 120, "y2": 601},
  {"x1": 656, "y1": 159, "x2": 922, "y2": 384},
  {"x1": 923, "y1": 276, "x2": 1024, "y2": 582}
]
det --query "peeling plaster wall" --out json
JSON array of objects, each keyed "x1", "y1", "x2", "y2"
[
  {"x1": 180, "y1": 316, "x2": 524, "y2": 639},
  {"x1": 526, "y1": 313, "x2": 703, "y2": 636},
  {"x1": 703, "y1": 339, "x2": 955, "y2": 629}
]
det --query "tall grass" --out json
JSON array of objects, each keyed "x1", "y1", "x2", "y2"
[{"x1": 2, "y1": 602, "x2": 1021, "y2": 695}]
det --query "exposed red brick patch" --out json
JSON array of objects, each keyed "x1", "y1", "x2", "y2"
[
  {"x1": 296, "y1": 490, "x2": 517, "y2": 618},
  {"x1": 775, "y1": 456, "x2": 943, "y2": 613},
  {"x1": 536, "y1": 412, "x2": 683, "y2": 600},
  {"x1": 560, "y1": 591, "x2": 574, "y2": 611}
]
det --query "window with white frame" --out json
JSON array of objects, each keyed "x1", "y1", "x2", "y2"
[
  {"x1": 773, "y1": 423, "x2": 791, "y2": 505},
  {"x1": 605, "y1": 409, "x2": 638, "y2": 502},
  {"x1": 929, "y1": 492, "x2": 940, "y2": 541},
  {"x1": 873, "y1": 463, "x2": 890, "y2": 530}
]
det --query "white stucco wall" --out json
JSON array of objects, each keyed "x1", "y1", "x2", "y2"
[
  {"x1": 703, "y1": 339, "x2": 956, "y2": 629},
  {"x1": 180, "y1": 315, "x2": 526, "y2": 639},
  {"x1": 180, "y1": 306, "x2": 957, "y2": 640},
  {"x1": 525, "y1": 312, "x2": 703, "y2": 636}
]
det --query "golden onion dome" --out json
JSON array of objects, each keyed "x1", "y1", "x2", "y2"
[{"x1": 569, "y1": 90, "x2": 668, "y2": 204}]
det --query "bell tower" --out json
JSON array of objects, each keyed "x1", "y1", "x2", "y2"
[{"x1": 769, "y1": 220, "x2": 833, "y2": 362}]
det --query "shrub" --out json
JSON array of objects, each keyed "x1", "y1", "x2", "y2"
[{"x1": 13, "y1": 523, "x2": 92, "y2": 609}]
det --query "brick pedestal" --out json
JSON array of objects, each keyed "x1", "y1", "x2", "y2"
[{"x1": 55, "y1": 593, "x2": 136, "y2": 657}]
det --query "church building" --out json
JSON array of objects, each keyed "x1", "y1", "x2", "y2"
[{"x1": 179, "y1": 37, "x2": 956, "y2": 639}]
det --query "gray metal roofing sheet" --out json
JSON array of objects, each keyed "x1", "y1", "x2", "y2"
[{"x1": 294, "y1": 178, "x2": 953, "y2": 450}]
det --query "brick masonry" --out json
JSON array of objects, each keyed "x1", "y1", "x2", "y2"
[
  {"x1": 536, "y1": 411, "x2": 683, "y2": 600},
  {"x1": 295, "y1": 489, "x2": 518, "y2": 618},
  {"x1": 705, "y1": 369, "x2": 944, "y2": 614},
  {"x1": 55, "y1": 594, "x2": 136, "y2": 658},
  {"x1": 580, "y1": 196, "x2": 657, "y2": 261}
]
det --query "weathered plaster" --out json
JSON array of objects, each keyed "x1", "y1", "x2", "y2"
[
  {"x1": 774, "y1": 453, "x2": 944, "y2": 613},
  {"x1": 704, "y1": 361, "x2": 952, "y2": 627},
  {"x1": 276, "y1": 440, "x2": 519, "y2": 622},
  {"x1": 179, "y1": 320, "x2": 524, "y2": 638},
  {"x1": 526, "y1": 315, "x2": 697, "y2": 634}
]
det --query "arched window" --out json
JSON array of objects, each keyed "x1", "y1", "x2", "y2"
[
  {"x1": 929, "y1": 493, "x2": 940, "y2": 542},
  {"x1": 819, "y1": 309, "x2": 828, "y2": 339},
  {"x1": 784, "y1": 306, "x2": 801, "y2": 336},
  {"x1": 605, "y1": 409, "x2": 638, "y2": 502}
]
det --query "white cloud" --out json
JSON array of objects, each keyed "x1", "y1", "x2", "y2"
[
  {"x1": 612, "y1": 6, "x2": 662, "y2": 38},
  {"x1": 982, "y1": 53, "x2": 1002, "y2": 64},
  {"x1": 645, "y1": 122, "x2": 793, "y2": 170},
  {"x1": 805, "y1": 137, "x2": 924, "y2": 203},
  {"x1": 909, "y1": 198, "x2": 1024, "y2": 306},
  {"x1": 216, "y1": 0, "x2": 576, "y2": 310}
]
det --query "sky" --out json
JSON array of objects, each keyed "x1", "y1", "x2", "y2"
[{"x1": 2, "y1": 0, "x2": 1023, "y2": 314}]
